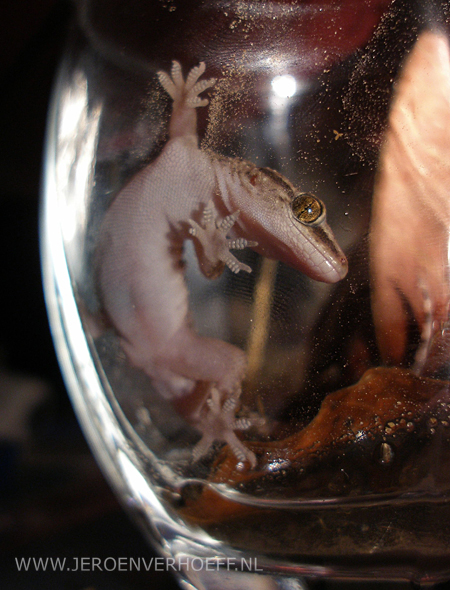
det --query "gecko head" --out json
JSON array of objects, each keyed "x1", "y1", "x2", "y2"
[{"x1": 238, "y1": 165, "x2": 348, "y2": 283}]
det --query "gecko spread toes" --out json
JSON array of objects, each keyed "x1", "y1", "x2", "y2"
[
  {"x1": 184, "y1": 61, "x2": 206, "y2": 90},
  {"x1": 188, "y1": 200, "x2": 256, "y2": 275},
  {"x1": 193, "y1": 388, "x2": 257, "y2": 468},
  {"x1": 158, "y1": 60, "x2": 216, "y2": 108}
]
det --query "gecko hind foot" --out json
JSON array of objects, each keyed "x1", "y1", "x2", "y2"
[
  {"x1": 188, "y1": 200, "x2": 258, "y2": 276},
  {"x1": 192, "y1": 388, "x2": 257, "y2": 468},
  {"x1": 157, "y1": 61, "x2": 216, "y2": 108}
]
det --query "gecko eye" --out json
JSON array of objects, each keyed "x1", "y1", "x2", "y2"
[{"x1": 292, "y1": 193, "x2": 324, "y2": 225}]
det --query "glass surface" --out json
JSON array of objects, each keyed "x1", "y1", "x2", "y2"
[{"x1": 41, "y1": 0, "x2": 450, "y2": 586}]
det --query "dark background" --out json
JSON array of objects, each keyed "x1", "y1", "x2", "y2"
[
  {"x1": 0, "y1": 1, "x2": 179, "y2": 588},
  {"x1": 0, "y1": 1, "x2": 449, "y2": 589}
]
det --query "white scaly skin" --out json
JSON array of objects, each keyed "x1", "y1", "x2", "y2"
[{"x1": 96, "y1": 61, "x2": 348, "y2": 467}]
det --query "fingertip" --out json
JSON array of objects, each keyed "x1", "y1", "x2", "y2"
[{"x1": 372, "y1": 283, "x2": 407, "y2": 365}]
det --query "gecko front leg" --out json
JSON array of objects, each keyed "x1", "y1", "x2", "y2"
[
  {"x1": 158, "y1": 61, "x2": 216, "y2": 139},
  {"x1": 159, "y1": 63, "x2": 258, "y2": 277},
  {"x1": 189, "y1": 200, "x2": 258, "y2": 278}
]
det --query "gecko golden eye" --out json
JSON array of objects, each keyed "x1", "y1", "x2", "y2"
[{"x1": 292, "y1": 193, "x2": 324, "y2": 224}]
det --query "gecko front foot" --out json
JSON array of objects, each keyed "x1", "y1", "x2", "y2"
[
  {"x1": 192, "y1": 388, "x2": 258, "y2": 468},
  {"x1": 189, "y1": 200, "x2": 258, "y2": 277},
  {"x1": 158, "y1": 61, "x2": 216, "y2": 108}
]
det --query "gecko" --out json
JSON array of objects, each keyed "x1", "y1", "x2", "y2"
[{"x1": 96, "y1": 61, "x2": 348, "y2": 467}]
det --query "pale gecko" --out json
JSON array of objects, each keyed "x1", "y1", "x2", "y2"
[{"x1": 96, "y1": 61, "x2": 348, "y2": 467}]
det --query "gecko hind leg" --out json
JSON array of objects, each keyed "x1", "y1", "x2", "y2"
[{"x1": 151, "y1": 325, "x2": 258, "y2": 465}]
